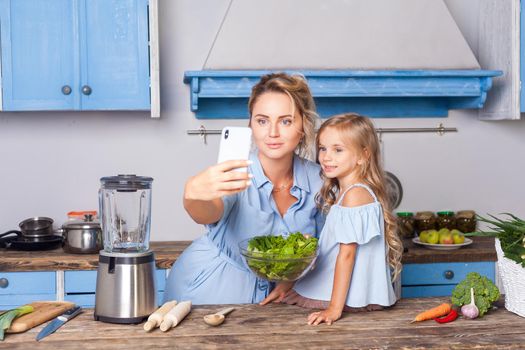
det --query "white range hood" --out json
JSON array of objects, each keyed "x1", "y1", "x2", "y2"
[
  {"x1": 204, "y1": 0, "x2": 479, "y2": 70},
  {"x1": 185, "y1": 0, "x2": 501, "y2": 119}
]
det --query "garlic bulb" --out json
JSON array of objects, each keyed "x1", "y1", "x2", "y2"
[{"x1": 461, "y1": 287, "x2": 479, "y2": 319}]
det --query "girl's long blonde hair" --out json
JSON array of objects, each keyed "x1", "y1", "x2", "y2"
[{"x1": 315, "y1": 113, "x2": 403, "y2": 281}]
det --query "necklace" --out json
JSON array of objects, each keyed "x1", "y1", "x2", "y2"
[{"x1": 272, "y1": 178, "x2": 293, "y2": 193}]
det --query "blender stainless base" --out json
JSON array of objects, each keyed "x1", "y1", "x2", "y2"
[{"x1": 94, "y1": 250, "x2": 157, "y2": 324}]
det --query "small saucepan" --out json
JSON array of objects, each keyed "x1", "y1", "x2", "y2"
[
  {"x1": 0, "y1": 217, "x2": 55, "y2": 241},
  {"x1": 62, "y1": 214, "x2": 103, "y2": 254}
]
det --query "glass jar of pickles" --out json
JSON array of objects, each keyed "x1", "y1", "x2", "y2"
[
  {"x1": 456, "y1": 210, "x2": 476, "y2": 233},
  {"x1": 414, "y1": 211, "x2": 436, "y2": 234},
  {"x1": 436, "y1": 211, "x2": 457, "y2": 230},
  {"x1": 396, "y1": 212, "x2": 415, "y2": 239}
]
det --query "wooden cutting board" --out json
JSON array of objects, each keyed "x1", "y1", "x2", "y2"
[{"x1": 6, "y1": 301, "x2": 75, "y2": 333}]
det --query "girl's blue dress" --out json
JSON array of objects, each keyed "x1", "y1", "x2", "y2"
[
  {"x1": 163, "y1": 153, "x2": 324, "y2": 304},
  {"x1": 293, "y1": 183, "x2": 396, "y2": 307}
]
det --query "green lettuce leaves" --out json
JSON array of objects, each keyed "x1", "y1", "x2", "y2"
[{"x1": 245, "y1": 232, "x2": 318, "y2": 281}]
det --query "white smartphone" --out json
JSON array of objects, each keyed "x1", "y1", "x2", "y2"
[{"x1": 217, "y1": 126, "x2": 252, "y2": 172}]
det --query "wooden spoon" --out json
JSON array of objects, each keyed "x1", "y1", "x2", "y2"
[{"x1": 203, "y1": 307, "x2": 235, "y2": 326}]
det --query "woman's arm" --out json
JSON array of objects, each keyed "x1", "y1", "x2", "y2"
[
  {"x1": 307, "y1": 243, "x2": 357, "y2": 325},
  {"x1": 259, "y1": 281, "x2": 295, "y2": 305},
  {"x1": 184, "y1": 160, "x2": 252, "y2": 224}
]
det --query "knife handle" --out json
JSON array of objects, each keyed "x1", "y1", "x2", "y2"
[{"x1": 58, "y1": 306, "x2": 82, "y2": 321}]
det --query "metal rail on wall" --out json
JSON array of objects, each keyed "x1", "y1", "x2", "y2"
[{"x1": 187, "y1": 123, "x2": 458, "y2": 144}]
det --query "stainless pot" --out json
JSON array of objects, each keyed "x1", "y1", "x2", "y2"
[
  {"x1": 0, "y1": 216, "x2": 55, "y2": 242},
  {"x1": 62, "y1": 215, "x2": 102, "y2": 254}
]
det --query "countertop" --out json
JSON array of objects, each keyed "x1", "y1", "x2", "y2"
[
  {"x1": 401, "y1": 236, "x2": 496, "y2": 264},
  {"x1": 0, "y1": 237, "x2": 496, "y2": 272},
  {"x1": 1, "y1": 297, "x2": 523, "y2": 349}
]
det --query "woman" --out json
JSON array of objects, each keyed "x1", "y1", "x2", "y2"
[{"x1": 164, "y1": 73, "x2": 324, "y2": 304}]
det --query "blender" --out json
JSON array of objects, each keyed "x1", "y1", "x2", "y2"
[{"x1": 94, "y1": 175, "x2": 157, "y2": 324}]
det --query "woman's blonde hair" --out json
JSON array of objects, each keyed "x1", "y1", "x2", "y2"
[
  {"x1": 248, "y1": 72, "x2": 319, "y2": 158},
  {"x1": 315, "y1": 113, "x2": 403, "y2": 281}
]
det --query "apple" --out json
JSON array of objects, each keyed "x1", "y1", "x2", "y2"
[
  {"x1": 438, "y1": 228, "x2": 450, "y2": 236},
  {"x1": 419, "y1": 230, "x2": 429, "y2": 243},
  {"x1": 451, "y1": 229, "x2": 465, "y2": 244},
  {"x1": 439, "y1": 228, "x2": 454, "y2": 244},
  {"x1": 427, "y1": 230, "x2": 439, "y2": 244}
]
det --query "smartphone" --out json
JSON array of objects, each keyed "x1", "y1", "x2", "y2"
[{"x1": 217, "y1": 126, "x2": 252, "y2": 172}]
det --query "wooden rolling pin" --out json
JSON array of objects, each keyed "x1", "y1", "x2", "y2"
[
  {"x1": 159, "y1": 301, "x2": 191, "y2": 332},
  {"x1": 143, "y1": 300, "x2": 178, "y2": 332}
]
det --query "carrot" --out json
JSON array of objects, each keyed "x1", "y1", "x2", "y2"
[{"x1": 410, "y1": 303, "x2": 451, "y2": 323}]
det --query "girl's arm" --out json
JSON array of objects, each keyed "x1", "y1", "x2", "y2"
[
  {"x1": 308, "y1": 242, "x2": 357, "y2": 325},
  {"x1": 184, "y1": 159, "x2": 252, "y2": 224}
]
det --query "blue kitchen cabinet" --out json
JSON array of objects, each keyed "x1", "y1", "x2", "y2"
[
  {"x1": 0, "y1": 271, "x2": 56, "y2": 309},
  {"x1": 0, "y1": 0, "x2": 150, "y2": 111},
  {"x1": 64, "y1": 269, "x2": 166, "y2": 307},
  {"x1": 0, "y1": 0, "x2": 76, "y2": 110},
  {"x1": 401, "y1": 261, "x2": 495, "y2": 298},
  {"x1": 520, "y1": 0, "x2": 525, "y2": 113}
]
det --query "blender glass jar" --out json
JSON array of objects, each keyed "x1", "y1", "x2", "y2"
[{"x1": 99, "y1": 175, "x2": 153, "y2": 252}]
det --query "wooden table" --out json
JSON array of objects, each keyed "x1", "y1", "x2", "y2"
[
  {"x1": 0, "y1": 237, "x2": 496, "y2": 272},
  {"x1": 1, "y1": 297, "x2": 523, "y2": 349},
  {"x1": 0, "y1": 241, "x2": 192, "y2": 271},
  {"x1": 402, "y1": 236, "x2": 496, "y2": 264}
]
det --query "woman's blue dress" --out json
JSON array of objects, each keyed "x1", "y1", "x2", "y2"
[{"x1": 163, "y1": 153, "x2": 324, "y2": 304}]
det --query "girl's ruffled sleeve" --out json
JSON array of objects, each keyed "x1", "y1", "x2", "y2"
[{"x1": 331, "y1": 205, "x2": 383, "y2": 245}]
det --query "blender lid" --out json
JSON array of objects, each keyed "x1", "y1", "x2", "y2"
[{"x1": 100, "y1": 174, "x2": 153, "y2": 190}]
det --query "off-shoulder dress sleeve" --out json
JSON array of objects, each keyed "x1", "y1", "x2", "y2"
[{"x1": 330, "y1": 203, "x2": 383, "y2": 245}]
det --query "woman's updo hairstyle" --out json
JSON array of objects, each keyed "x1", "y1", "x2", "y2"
[{"x1": 248, "y1": 73, "x2": 319, "y2": 158}]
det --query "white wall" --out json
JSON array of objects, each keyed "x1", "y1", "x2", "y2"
[{"x1": 0, "y1": 0, "x2": 524, "y2": 241}]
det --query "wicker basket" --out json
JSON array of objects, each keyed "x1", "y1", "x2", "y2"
[{"x1": 495, "y1": 238, "x2": 525, "y2": 317}]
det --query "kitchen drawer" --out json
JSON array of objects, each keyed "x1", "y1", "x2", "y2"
[
  {"x1": 64, "y1": 270, "x2": 97, "y2": 293},
  {"x1": 0, "y1": 271, "x2": 56, "y2": 295},
  {"x1": 401, "y1": 261, "x2": 495, "y2": 298},
  {"x1": 402, "y1": 285, "x2": 456, "y2": 298},
  {"x1": 402, "y1": 262, "x2": 495, "y2": 286},
  {"x1": 0, "y1": 271, "x2": 56, "y2": 309}
]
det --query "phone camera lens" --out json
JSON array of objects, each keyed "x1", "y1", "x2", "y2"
[{"x1": 224, "y1": 129, "x2": 229, "y2": 139}]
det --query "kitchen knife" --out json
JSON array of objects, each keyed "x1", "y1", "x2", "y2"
[{"x1": 36, "y1": 305, "x2": 82, "y2": 341}]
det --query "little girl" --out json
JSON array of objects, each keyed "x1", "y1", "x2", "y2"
[{"x1": 261, "y1": 113, "x2": 403, "y2": 325}]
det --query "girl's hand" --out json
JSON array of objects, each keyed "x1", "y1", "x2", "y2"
[
  {"x1": 184, "y1": 160, "x2": 252, "y2": 201},
  {"x1": 259, "y1": 282, "x2": 294, "y2": 305},
  {"x1": 307, "y1": 307, "x2": 342, "y2": 326}
]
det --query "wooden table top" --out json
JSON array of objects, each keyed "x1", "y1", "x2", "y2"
[
  {"x1": 0, "y1": 241, "x2": 191, "y2": 272},
  {"x1": 0, "y1": 237, "x2": 496, "y2": 272},
  {"x1": 1, "y1": 297, "x2": 522, "y2": 349},
  {"x1": 402, "y1": 236, "x2": 496, "y2": 264}
]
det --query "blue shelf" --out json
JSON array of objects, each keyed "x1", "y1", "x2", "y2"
[{"x1": 184, "y1": 70, "x2": 502, "y2": 119}]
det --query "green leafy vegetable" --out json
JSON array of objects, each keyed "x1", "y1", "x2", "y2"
[
  {"x1": 244, "y1": 232, "x2": 318, "y2": 281},
  {"x1": 0, "y1": 305, "x2": 34, "y2": 340},
  {"x1": 451, "y1": 272, "x2": 499, "y2": 317},
  {"x1": 466, "y1": 213, "x2": 525, "y2": 266}
]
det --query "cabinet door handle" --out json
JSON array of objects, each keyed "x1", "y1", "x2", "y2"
[
  {"x1": 62, "y1": 85, "x2": 72, "y2": 95},
  {"x1": 81, "y1": 85, "x2": 92, "y2": 95},
  {"x1": 444, "y1": 270, "x2": 454, "y2": 279},
  {"x1": 0, "y1": 278, "x2": 8, "y2": 288}
]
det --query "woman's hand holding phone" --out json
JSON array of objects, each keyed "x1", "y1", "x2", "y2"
[
  {"x1": 183, "y1": 126, "x2": 253, "y2": 224},
  {"x1": 185, "y1": 160, "x2": 253, "y2": 201}
]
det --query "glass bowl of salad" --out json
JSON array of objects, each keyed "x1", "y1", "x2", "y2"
[{"x1": 239, "y1": 232, "x2": 319, "y2": 282}]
